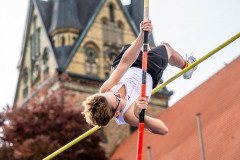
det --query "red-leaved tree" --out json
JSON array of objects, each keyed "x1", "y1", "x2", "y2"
[{"x1": 0, "y1": 78, "x2": 107, "y2": 160}]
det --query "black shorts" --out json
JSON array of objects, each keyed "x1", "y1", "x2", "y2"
[{"x1": 112, "y1": 44, "x2": 168, "y2": 88}]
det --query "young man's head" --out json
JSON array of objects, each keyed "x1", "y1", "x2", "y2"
[{"x1": 82, "y1": 92, "x2": 125, "y2": 127}]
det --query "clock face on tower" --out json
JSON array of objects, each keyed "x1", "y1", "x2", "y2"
[
  {"x1": 85, "y1": 48, "x2": 97, "y2": 61},
  {"x1": 105, "y1": 52, "x2": 117, "y2": 64}
]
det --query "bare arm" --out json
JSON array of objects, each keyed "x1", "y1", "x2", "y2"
[
  {"x1": 100, "y1": 33, "x2": 143, "y2": 93},
  {"x1": 144, "y1": 116, "x2": 168, "y2": 135},
  {"x1": 100, "y1": 21, "x2": 153, "y2": 93},
  {"x1": 124, "y1": 97, "x2": 168, "y2": 135}
]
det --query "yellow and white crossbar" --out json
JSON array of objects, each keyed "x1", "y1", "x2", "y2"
[{"x1": 43, "y1": 32, "x2": 240, "y2": 160}]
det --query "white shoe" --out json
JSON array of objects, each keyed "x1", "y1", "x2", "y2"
[{"x1": 183, "y1": 54, "x2": 197, "y2": 79}]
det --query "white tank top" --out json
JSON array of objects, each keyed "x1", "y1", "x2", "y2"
[{"x1": 110, "y1": 67, "x2": 153, "y2": 125}]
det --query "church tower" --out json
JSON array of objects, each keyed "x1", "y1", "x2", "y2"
[
  {"x1": 14, "y1": 0, "x2": 173, "y2": 157},
  {"x1": 48, "y1": 0, "x2": 82, "y2": 68}
]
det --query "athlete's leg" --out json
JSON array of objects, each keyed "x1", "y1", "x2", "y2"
[
  {"x1": 162, "y1": 42, "x2": 197, "y2": 79},
  {"x1": 162, "y1": 42, "x2": 185, "y2": 69}
]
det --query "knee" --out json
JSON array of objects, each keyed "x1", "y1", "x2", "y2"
[
  {"x1": 161, "y1": 42, "x2": 171, "y2": 48},
  {"x1": 161, "y1": 42, "x2": 172, "y2": 58}
]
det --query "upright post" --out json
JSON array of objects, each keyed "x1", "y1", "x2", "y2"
[
  {"x1": 147, "y1": 146, "x2": 152, "y2": 160},
  {"x1": 196, "y1": 113, "x2": 206, "y2": 160},
  {"x1": 137, "y1": 0, "x2": 149, "y2": 160}
]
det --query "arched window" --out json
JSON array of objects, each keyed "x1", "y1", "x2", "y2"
[
  {"x1": 110, "y1": 22, "x2": 115, "y2": 44},
  {"x1": 23, "y1": 67, "x2": 29, "y2": 98},
  {"x1": 23, "y1": 67, "x2": 29, "y2": 84},
  {"x1": 61, "y1": 36, "x2": 65, "y2": 46},
  {"x1": 52, "y1": 39, "x2": 55, "y2": 47},
  {"x1": 108, "y1": 3, "x2": 116, "y2": 44},
  {"x1": 31, "y1": 16, "x2": 41, "y2": 58},
  {"x1": 30, "y1": 15, "x2": 41, "y2": 87},
  {"x1": 43, "y1": 47, "x2": 49, "y2": 79},
  {"x1": 117, "y1": 21, "x2": 124, "y2": 45},
  {"x1": 84, "y1": 42, "x2": 100, "y2": 76},
  {"x1": 109, "y1": 4, "x2": 115, "y2": 22},
  {"x1": 101, "y1": 18, "x2": 109, "y2": 44},
  {"x1": 33, "y1": 16, "x2": 37, "y2": 32},
  {"x1": 31, "y1": 60, "x2": 40, "y2": 87},
  {"x1": 30, "y1": 35, "x2": 35, "y2": 61},
  {"x1": 23, "y1": 86, "x2": 28, "y2": 98},
  {"x1": 105, "y1": 72, "x2": 110, "y2": 79},
  {"x1": 84, "y1": 46, "x2": 99, "y2": 76},
  {"x1": 36, "y1": 27, "x2": 41, "y2": 57},
  {"x1": 43, "y1": 48, "x2": 49, "y2": 65},
  {"x1": 105, "y1": 52, "x2": 117, "y2": 64},
  {"x1": 104, "y1": 48, "x2": 118, "y2": 79}
]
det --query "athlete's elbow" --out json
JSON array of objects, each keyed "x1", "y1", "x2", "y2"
[
  {"x1": 151, "y1": 126, "x2": 168, "y2": 135},
  {"x1": 156, "y1": 127, "x2": 168, "y2": 135},
  {"x1": 157, "y1": 123, "x2": 168, "y2": 135},
  {"x1": 161, "y1": 126, "x2": 168, "y2": 135}
]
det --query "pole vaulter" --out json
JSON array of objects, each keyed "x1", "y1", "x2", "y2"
[{"x1": 42, "y1": 11, "x2": 240, "y2": 160}]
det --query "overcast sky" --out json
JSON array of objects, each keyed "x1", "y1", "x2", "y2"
[{"x1": 0, "y1": 0, "x2": 240, "y2": 109}]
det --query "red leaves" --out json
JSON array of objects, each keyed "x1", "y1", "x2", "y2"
[{"x1": 0, "y1": 86, "x2": 107, "y2": 160}]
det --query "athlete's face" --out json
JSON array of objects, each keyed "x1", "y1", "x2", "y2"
[{"x1": 103, "y1": 92, "x2": 126, "y2": 117}]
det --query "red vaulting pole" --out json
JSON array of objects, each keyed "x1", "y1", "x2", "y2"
[{"x1": 137, "y1": 0, "x2": 149, "y2": 160}]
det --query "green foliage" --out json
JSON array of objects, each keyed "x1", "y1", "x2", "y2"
[{"x1": 0, "y1": 86, "x2": 107, "y2": 160}]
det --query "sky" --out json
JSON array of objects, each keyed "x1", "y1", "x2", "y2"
[{"x1": 0, "y1": 0, "x2": 240, "y2": 109}]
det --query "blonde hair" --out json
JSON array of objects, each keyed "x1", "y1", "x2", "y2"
[{"x1": 82, "y1": 94, "x2": 114, "y2": 127}]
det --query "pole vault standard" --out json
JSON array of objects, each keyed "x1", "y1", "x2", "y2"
[
  {"x1": 42, "y1": 31, "x2": 240, "y2": 160},
  {"x1": 137, "y1": 0, "x2": 149, "y2": 160}
]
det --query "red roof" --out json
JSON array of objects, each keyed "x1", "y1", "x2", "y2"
[{"x1": 111, "y1": 56, "x2": 240, "y2": 160}]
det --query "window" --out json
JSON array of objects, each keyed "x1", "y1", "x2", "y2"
[
  {"x1": 23, "y1": 67, "x2": 29, "y2": 84},
  {"x1": 105, "y1": 52, "x2": 117, "y2": 64},
  {"x1": 85, "y1": 48, "x2": 98, "y2": 76},
  {"x1": 117, "y1": 21, "x2": 124, "y2": 45},
  {"x1": 36, "y1": 28, "x2": 41, "y2": 57},
  {"x1": 105, "y1": 72, "x2": 110, "y2": 79},
  {"x1": 43, "y1": 47, "x2": 49, "y2": 79},
  {"x1": 109, "y1": 3, "x2": 116, "y2": 44},
  {"x1": 44, "y1": 67, "x2": 49, "y2": 77},
  {"x1": 31, "y1": 61, "x2": 40, "y2": 87},
  {"x1": 22, "y1": 67, "x2": 29, "y2": 98},
  {"x1": 109, "y1": 4, "x2": 115, "y2": 22},
  {"x1": 43, "y1": 48, "x2": 49, "y2": 65},
  {"x1": 84, "y1": 42, "x2": 100, "y2": 77},
  {"x1": 61, "y1": 36, "x2": 65, "y2": 46},
  {"x1": 30, "y1": 35, "x2": 35, "y2": 61},
  {"x1": 31, "y1": 16, "x2": 40, "y2": 58},
  {"x1": 33, "y1": 16, "x2": 37, "y2": 32},
  {"x1": 101, "y1": 18, "x2": 109, "y2": 44},
  {"x1": 52, "y1": 39, "x2": 55, "y2": 47},
  {"x1": 110, "y1": 22, "x2": 116, "y2": 44},
  {"x1": 23, "y1": 86, "x2": 28, "y2": 98},
  {"x1": 30, "y1": 16, "x2": 41, "y2": 60},
  {"x1": 104, "y1": 48, "x2": 118, "y2": 79},
  {"x1": 30, "y1": 15, "x2": 41, "y2": 86}
]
